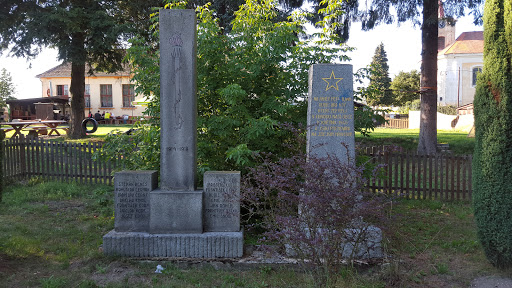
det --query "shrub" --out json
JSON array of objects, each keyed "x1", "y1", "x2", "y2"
[
  {"x1": 241, "y1": 125, "x2": 392, "y2": 284},
  {"x1": 397, "y1": 99, "x2": 421, "y2": 114},
  {"x1": 437, "y1": 105, "x2": 457, "y2": 115},
  {"x1": 473, "y1": 0, "x2": 512, "y2": 268}
]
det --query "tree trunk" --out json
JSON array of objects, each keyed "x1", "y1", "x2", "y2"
[
  {"x1": 68, "y1": 33, "x2": 87, "y2": 139},
  {"x1": 417, "y1": 0, "x2": 438, "y2": 155}
]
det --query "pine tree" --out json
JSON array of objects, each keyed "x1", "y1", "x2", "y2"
[
  {"x1": 367, "y1": 43, "x2": 392, "y2": 106},
  {"x1": 473, "y1": 0, "x2": 512, "y2": 268}
]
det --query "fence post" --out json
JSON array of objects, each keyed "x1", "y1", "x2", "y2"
[{"x1": 19, "y1": 135, "x2": 26, "y2": 179}]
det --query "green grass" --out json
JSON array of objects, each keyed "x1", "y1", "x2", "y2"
[
  {"x1": 4, "y1": 124, "x2": 133, "y2": 142},
  {"x1": 1, "y1": 179, "x2": 509, "y2": 287},
  {"x1": 357, "y1": 128, "x2": 475, "y2": 155},
  {"x1": 6, "y1": 125, "x2": 475, "y2": 155}
]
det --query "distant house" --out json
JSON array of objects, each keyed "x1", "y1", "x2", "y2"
[
  {"x1": 36, "y1": 63, "x2": 146, "y2": 118},
  {"x1": 437, "y1": 31, "x2": 483, "y2": 107}
]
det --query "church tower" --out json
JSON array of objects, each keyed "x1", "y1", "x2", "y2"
[{"x1": 438, "y1": 0, "x2": 456, "y2": 50}]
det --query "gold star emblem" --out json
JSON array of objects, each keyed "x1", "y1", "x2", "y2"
[{"x1": 322, "y1": 70, "x2": 343, "y2": 91}]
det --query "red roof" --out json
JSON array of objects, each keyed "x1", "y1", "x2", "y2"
[{"x1": 441, "y1": 31, "x2": 483, "y2": 55}]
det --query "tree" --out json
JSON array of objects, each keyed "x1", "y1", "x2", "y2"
[
  {"x1": 288, "y1": 0, "x2": 484, "y2": 154},
  {"x1": 99, "y1": 0, "x2": 353, "y2": 174},
  {"x1": 390, "y1": 70, "x2": 420, "y2": 106},
  {"x1": 0, "y1": 68, "x2": 16, "y2": 107},
  {"x1": 473, "y1": 0, "x2": 512, "y2": 268},
  {"x1": 366, "y1": 43, "x2": 392, "y2": 106},
  {"x1": 0, "y1": 1, "x2": 157, "y2": 138}
]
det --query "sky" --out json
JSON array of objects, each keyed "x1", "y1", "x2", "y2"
[{"x1": 0, "y1": 15, "x2": 482, "y2": 100}]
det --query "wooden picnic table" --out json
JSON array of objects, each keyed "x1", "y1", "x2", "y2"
[{"x1": 0, "y1": 120, "x2": 68, "y2": 138}]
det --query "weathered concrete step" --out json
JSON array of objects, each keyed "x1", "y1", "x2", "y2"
[{"x1": 103, "y1": 230, "x2": 243, "y2": 258}]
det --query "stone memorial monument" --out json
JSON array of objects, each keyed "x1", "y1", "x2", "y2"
[
  {"x1": 306, "y1": 64, "x2": 382, "y2": 259},
  {"x1": 103, "y1": 9, "x2": 243, "y2": 258},
  {"x1": 307, "y1": 64, "x2": 355, "y2": 164}
]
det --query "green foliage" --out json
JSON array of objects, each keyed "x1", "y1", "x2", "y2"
[
  {"x1": 398, "y1": 99, "x2": 421, "y2": 114},
  {"x1": 40, "y1": 275, "x2": 67, "y2": 288},
  {"x1": 105, "y1": 0, "x2": 351, "y2": 175},
  {"x1": 390, "y1": 70, "x2": 420, "y2": 106},
  {"x1": 94, "y1": 128, "x2": 160, "y2": 172},
  {"x1": 473, "y1": 0, "x2": 512, "y2": 268},
  {"x1": 437, "y1": 105, "x2": 457, "y2": 115},
  {"x1": 366, "y1": 43, "x2": 392, "y2": 106},
  {"x1": 354, "y1": 67, "x2": 387, "y2": 136},
  {"x1": 0, "y1": 68, "x2": 16, "y2": 107}
]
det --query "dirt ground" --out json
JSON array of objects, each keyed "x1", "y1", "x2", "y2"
[{"x1": 2, "y1": 249, "x2": 512, "y2": 287}]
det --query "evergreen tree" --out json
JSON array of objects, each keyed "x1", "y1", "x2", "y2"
[
  {"x1": 367, "y1": 43, "x2": 392, "y2": 106},
  {"x1": 286, "y1": 0, "x2": 484, "y2": 154},
  {"x1": 473, "y1": 0, "x2": 512, "y2": 268},
  {"x1": 390, "y1": 70, "x2": 420, "y2": 106},
  {"x1": 0, "y1": 68, "x2": 16, "y2": 107}
]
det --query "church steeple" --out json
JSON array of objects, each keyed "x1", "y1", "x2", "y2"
[{"x1": 438, "y1": 0, "x2": 456, "y2": 50}]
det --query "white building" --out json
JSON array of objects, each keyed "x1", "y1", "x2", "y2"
[
  {"x1": 437, "y1": 30, "x2": 483, "y2": 107},
  {"x1": 36, "y1": 63, "x2": 146, "y2": 118}
]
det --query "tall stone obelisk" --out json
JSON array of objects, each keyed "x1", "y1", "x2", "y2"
[
  {"x1": 159, "y1": 9, "x2": 197, "y2": 191},
  {"x1": 149, "y1": 9, "x2": 202, "y2": 234}
]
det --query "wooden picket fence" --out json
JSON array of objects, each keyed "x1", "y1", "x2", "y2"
[
  {"x1": 381, "y1": 117, "x2": 409, "y2": 129},
  {"x1": 3, "y1": 136, "x2": 118, "y2": 185},
  {"x1": 1, "y1": 138, "x2": 473, "y2": 201},
  {"x1": 360, "y1": 146, "x2": 472, "y2": 200}
]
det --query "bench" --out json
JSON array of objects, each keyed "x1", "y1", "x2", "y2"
[
  {"x1": 57, "y1": 125, "x2": 70, "y2": 133},
  {"x1": 25, "y1": 126, "x2": 48, "y2": 135}
]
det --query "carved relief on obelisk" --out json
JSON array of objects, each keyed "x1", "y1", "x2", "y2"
[{"x1": 170, "y1": 33, "x2": 184, "y2": 130}]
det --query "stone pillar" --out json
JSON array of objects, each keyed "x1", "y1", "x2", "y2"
[
  {"x1": 150, "y1": 9, "x2": 202, "y2": 234},
  {"x1": 307, "y1": 64, "x2": 355, "y2": 164},
  {"x1": 159, "y1": 9, "x2": 197, "y2": 191}
]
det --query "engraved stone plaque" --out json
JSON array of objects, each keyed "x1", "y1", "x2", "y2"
[
  {"x1": 114, "y1": 171, "x2": 157, "y2": 232},
  {"x1": 307, "y1": 64, "x2": 355, "y2": 165},
  {"x1": 203, "y1": 171, "x2": 240, "y2": 232}
]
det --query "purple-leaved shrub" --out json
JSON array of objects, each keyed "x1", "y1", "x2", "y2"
[{"x1": 241, "y1": 125, "x2": 392, "y2": 282}]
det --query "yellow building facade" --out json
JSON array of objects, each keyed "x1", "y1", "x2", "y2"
[{"x1": 37, "y1": 63, "x2": 146, "y2": 118}]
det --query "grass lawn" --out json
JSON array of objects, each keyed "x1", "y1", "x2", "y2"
[
  {"x1": 0, "y1": 180, "x2": 509, "y2": 287},
  {"x1": 4, "y1": 124, "x2": 134, "y2": 142},
  {"x1": 357, "y1": 128, "x2": 475, "y2": 155}
]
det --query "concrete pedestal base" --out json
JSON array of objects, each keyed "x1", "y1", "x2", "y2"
[
  {"x1": 103, "y1": 230, "x2": 243, "y2": 258},
  {"x1": 285, "y1": 225, "x2": 383, "y2": 259},
  {"x1": 149, "y1": 189, "x2": 203, "y2": 234}
]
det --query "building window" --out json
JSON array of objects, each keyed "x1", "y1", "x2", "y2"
[
  {"x1": 57, "y1": 85, "x2": 68, "y2": 97},
  {"x1": 472, "y1": 67, "x2": 482, "y2": 86},
  {"x1": 438, "y1": 37, "x2": 446, "y2": 50},
  {"x1": 100, "y1": 84, "x2": 113, "y2": 107},
  {"x1": 122, "y1": 84, "x2": 135, "y2": 107},
  {"x1": 84, "y1": 84, "x2": 90, "y2": 108}
]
